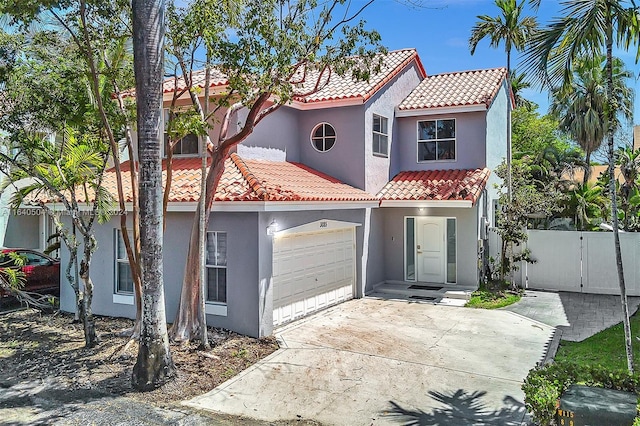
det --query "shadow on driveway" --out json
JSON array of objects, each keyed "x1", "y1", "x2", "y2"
[{"x1": 386, "y1": 389, "x2": 527, "y2": 426}]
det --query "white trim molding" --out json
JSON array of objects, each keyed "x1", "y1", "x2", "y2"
[
  {"x1": 44, "y1": 200, "x2": 379, "y2": 214},
  {"x1": 167, "y1": 200, "x2": 379, "y2": 212},
  {"x1": 395, "y1": 104, "x2": 486, "y2": 117},
  {"x1": 205, "y1": 303, "x2": 228, "y2": 317},
  {"x1": 275, "y1": 219, "x2": 361, "y2": 237},
  {"x1": 288, "y1": 97, "x2": 364, "y2": 110},
  {"x1": 113, "y1": 293, "x2": 134, "y2": 305},
  {"x1": 380, "y1": 200, "x2": 473, "y2": 208}
]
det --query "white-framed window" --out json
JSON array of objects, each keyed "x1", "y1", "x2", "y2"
[
  {"x1": 163, "y1": 109, "x2": 199, "y2": 157},
  {"x1": 310, "y1": 122, "x2": 336, "y2": 152},
  {"x1": 417, "y1": 118, "x2": 456, "y2": 161},
  {"x1": 115, "y1": 229, "x2": 134, "y2": 294},
  {"x1": 372, "y1": 114, "x2": 389, "y2": 157},
  {"x1": 206, "y1": 231, "x2": 227, "y2": 304}
]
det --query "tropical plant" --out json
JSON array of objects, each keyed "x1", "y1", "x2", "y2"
[
  {"x1": 0, "y1": 128, "x2": 113, "y2": 347},
  {"x1": 510, "y1": 69, "x2": 535, "y2": 110},
  {"x1": 469, "y1": 0, "x2": 537, "y2": 73},
  {"x1": 493, "y1": 159, "x2": 565, "y2": 283},
  {"x1": 565, "y1": 183, "x2": 609, "y2": 231},
  {"x1": 469, "y1": 0, "x2": 537, "y2": 201},
  {"x1": 511, "y1": 107, "x2": 571, "y2": 156},
  {"x1": 0, "y1": 0, "x2": 142, "y2": 341},
  {"x1": 616, "y1": 146, "x2": 640, "y2": 231},
  {"x1": 524, "y1": 0, "x2": 640, "y2": 374},
  {"x1": 528, "y1": 145, "x2": 586, "y2": 191},
  {"x1": 550, "y1": 54, "x2": 633, "y2": 183}
]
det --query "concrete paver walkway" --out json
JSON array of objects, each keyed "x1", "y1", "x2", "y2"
[
  {"x1": 502, "y1": 291, "x2": 640, "y2": 342},
  {"x1": 186, "y1": 298, "x2": 554, "y2": 426}
]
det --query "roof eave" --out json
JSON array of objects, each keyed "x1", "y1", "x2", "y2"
[
  {"x1": 168, "y1": 200, "x2": 379, "y2": 212},
  {"x1": 379, "y1": 199, "x2": 473, "y2": 208},
  {"x1": 395, "y1": 104, "x2": 487, "y2": 117},
  {"x1": 288, "y1": 97, "x2": 365, "y2": 110}
]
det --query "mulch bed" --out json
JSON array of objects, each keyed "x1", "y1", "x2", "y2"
[{"x1": 0, "y1": 308, "x2": 279, "y2": 406}]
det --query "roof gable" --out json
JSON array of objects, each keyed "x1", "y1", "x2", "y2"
[
  {"x1": 398, "y1": 68, "x2": 507, "y2": 112},
  {"x1": 152, "y1": 49, "x2": 425, "y2": 107}
]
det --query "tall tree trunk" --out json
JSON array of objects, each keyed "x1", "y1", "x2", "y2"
[
  {"x1": 131, "y1": 0, "x2": 174, "y2": 390},
  {"x1": 198, "y1": 61, "x2": 212, "y2": 350},
  {"x1": 605, "y1": 22, "x2": 633, "y2": 374},
  {"x1": 583, "y1": 150, "x2": 591, "y2": 185},
  {"x1": 79, "y1": 234, "x2": 99, "y2": 348},
  {"x1": 170, "y1": 148, "x2": 229, "y2": 342}
]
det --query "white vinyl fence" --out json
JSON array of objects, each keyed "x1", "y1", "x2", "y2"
[{"x1": 521, "y1": 230, "x2": 640, "y2": 296}]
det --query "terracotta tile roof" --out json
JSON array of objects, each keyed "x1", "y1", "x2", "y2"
[
  {"x1": 293, "y1": 49, "x2": 425, "y2": 104},
  {"x1": 162, "y1": 68, "x2": 229, "y2": 95},
  {"x1": 36, "y1": 154, "x2": 376, "y2": 205},
  {"x1": 234, "y1": 156, "x2": 376, "y2": 201},
  {"x1": 398, "y1": 68, "x2": 507, "y2": 111},
  {"x1": 137, "y1": 49, "x2": 425, "y2": 104},
  {"x1": 377, "y1": 168, "x2": 491, "y2": 205}
]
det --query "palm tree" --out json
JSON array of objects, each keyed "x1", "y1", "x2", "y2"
[
  {"x1": 566, "y1": 183, "x2": 608, "y2": 231},
  {"x1": 1, "y1": 129, "x2": 112, "y2": 347},
  {"x1": 550, "y1": 54, "x2": 633, "y2": 184},
  {"x1": 469, "y1": 0, "x2": 538, "y2": 201},
  {"x1": 510, "y1": 69, "x2": 535, "y2": 109},
  {"x1": 524, "y1": 0, "x2": 640, "y2": 373},
  {"x1": 616, "y1": 146, "x2": 640, "y2": 230},
  {"x1": 131, "y1": 0, "x2": 174, "y2": 390},
  {"x1": 522, "y1": 145, "x2": 583, "y2": 188}
]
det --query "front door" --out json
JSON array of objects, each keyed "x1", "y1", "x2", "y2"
[{"x1": 416, "y1": 217, "x2": 445, "y2": 283}]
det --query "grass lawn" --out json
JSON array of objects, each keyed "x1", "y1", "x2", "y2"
[
  {"x1": 555, "y1": 313, "x2": 640, "y2": 371},
  {"x1": 465, "y1": 282, "x2": 521, "y2": 309}
]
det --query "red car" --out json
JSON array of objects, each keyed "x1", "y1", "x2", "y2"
[{"x1": 0, "y1": 248, "x2": 60, "y2": 297}]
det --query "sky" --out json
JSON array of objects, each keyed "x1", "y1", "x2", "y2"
[{"x1": 358, "y1": 0, "x2": 640, "y2": 128}]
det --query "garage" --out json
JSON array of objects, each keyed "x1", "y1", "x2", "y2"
[{"x1": 272, "y1": 221, "x2": 357, "y2": 327}]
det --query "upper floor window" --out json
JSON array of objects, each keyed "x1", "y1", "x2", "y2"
[
  {"x1": 164, "y1": 109, "x2": 199, "y2": 157},
  {"x1": 417, "y1": 119, "x2": 456, "y2": 161},
  {"x1": 206, "y1": 231, "x2": 227, "y2": 304},
  {"x1": 310, "y1": 123, "x2": 336, "y2": 152},
  {"x1": 115, "y1": 229, "x2": 133, "y2": 294},
  {"x1": 372, "y1": 114, "x2": 389, "y2": 157}
]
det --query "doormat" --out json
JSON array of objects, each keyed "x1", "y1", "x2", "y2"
[
  {"x1": 409, "y1": 295, "x2": 437, "y2": 301},
  {"x1": 408, "y1": 285, "x2": 443, "y2": 291}
]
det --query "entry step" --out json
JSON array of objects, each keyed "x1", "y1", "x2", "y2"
[{"x1": 442, "y1": 290, "x2": 472, "y2": 301}]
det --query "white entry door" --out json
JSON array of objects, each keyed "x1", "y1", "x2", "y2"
[
  {"x1": 416, "y1": 217, "x2": 445, "y2": 283},
  {"x1": 272, "y1": 227, "x2": 355, "y2": 327}
]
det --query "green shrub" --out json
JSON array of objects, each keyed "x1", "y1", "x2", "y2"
[{"x1": 522, "y1": 362, "x2": 640, "y2": 425}]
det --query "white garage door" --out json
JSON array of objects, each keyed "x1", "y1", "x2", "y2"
[{"x1": 273, "y1": 227, "x2": 355, "y2": 327}]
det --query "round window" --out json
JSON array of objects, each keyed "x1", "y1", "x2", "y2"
[{"x1": 310, "y1": 123, "x2": 336, "y2": 152}]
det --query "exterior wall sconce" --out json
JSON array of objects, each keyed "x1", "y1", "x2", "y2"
[{"x1": 266, "y1": 220, "x2": 278, "y2": 236}]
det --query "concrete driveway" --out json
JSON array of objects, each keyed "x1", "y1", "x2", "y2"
[{"x1": 186, "y1": 298, "x2": 554, "y2": 425}]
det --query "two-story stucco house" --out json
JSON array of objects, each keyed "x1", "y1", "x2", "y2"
[{"x1": 26, "y1": 48, "x2": 510, "y2": 337}]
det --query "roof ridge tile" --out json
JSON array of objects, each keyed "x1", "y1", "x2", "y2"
[{"x1": 230, "y1": 153, "x2": 268, "y2": 200}]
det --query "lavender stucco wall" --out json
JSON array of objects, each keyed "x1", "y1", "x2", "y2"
[
  {"x1": 485, "y1": 83, "x2": 509, "y2": 225},
  {"x1": 298, "y1": 105, "x2": 366, "y2": 190},
  {"x1": 364, "y1": 63, "x2": 423, "y2": 194},
  {"x1": 393, "y1": 111, "x2": 488, "y2": 177},
  {"x1": 237, "y1": 106, "x2": 301, "y2": 162},
  {"x1": 60, "y1": 211, "x2": 262, "y2": 337}
]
